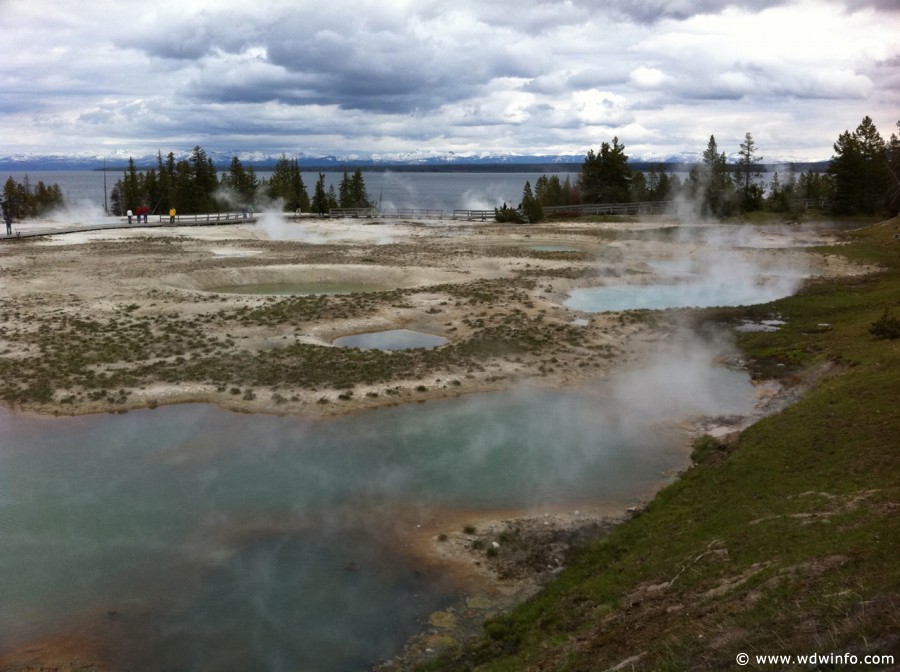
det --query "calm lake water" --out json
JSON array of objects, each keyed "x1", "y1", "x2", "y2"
[{"x1": 0, "y1": 361, "x2": 757, "y2": 671}]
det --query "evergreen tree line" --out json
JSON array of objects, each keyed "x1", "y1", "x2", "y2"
[
  {"x1": 107, "y1": 147, "x2": 373, "y2": 217},
  {"x1": 506, "y1": 115, "x2": 900, "y2": 223},
  {"x1": 3, "y1": 115, "x2": 898, "y2": 222},
  {"x1": 2, "y1": 176, "x2": 65, "y2": 220}
]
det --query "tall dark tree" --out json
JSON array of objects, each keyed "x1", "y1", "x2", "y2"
[
  {"x1": 312, "y1": 173, "x2": 329, "y2": 215},
  {"x1": 766, "y1": 164, "x2": 802, "y2": 215},
  {"x1": 644, "y1": 163, "x2": 674, "y2": 201},
  {"x1": 520, "y1": 180, "x2": 543, "y2": 223},
  {"x1": 267, "y1": 155, "x2": 309, "y2": 212},
  {"x1": 172, "y1": 158, "x2": 195, "y2": 212},
  {"x1": 141, "y1": 168, "x2": 160, "y2": 215},
  {"x1": 737, "y1": 132, "x2": 764, "y2": 211},
  {"x1": 327, "y1": 184, "x2": 339, "y2": 210},
  {"x1": 154, "y1": 151, "x2": 176, "y2": 214},
  {"x1": 629, "y1": 171, "x2": 647, "y2": 202},
  {"x1": 534, "y1": 174, "x2": 567, "y2": 207},
  {"x1": 579, "y1": 137, "x2": 631, "y2": 203},
  {"x1": 338, "y1": 170, "x2": 353, "y2": 207},
  {"x1": 189, "y1": 145, "x2": 220, "y2": 212},
  {"x1": 121, "y1": 157, "x2": 142, "y2": 214},
  {"x1": 766, "y1": 172, "x2": 789, "y2": 212},
  {"x1": 886, "y1": 120, "x2": 900, "y2": 215},
  {"x1": 222, "y1": 156, "x2": 259, "y2": 205},
  {"x1": 339, "y1": 169, "x2": 372, "y2": 208},
  {"x1": 798, "y1": 170, "x2": 828, "y2": 203},
  {"x1": 827, "y1": 116, "x2": 886, "y2": 214},
  {"x1": 689, "y1": 135, "x2": 735, "y2": 217}
]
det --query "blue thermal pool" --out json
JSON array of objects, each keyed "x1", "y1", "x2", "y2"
[
  {"x1": 333, "y1": 329, "x2": 448, "y2": 350},
  {"x1": 0, "y1": 361, "x2": 757, "y2": 670}
]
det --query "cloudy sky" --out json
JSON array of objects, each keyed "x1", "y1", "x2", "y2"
[{"x1": 1, "y1": 0, "x2": 898, "y2": 162}]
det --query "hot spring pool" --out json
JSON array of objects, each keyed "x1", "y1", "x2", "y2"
[
  {"x1": 0, "y1": 357, "x2": 758, "y2": 670},
  {"x1": 564, "y1": 277, "x2": 800, "y2": 312},
  {"x1": 333, "y1": 329, "x2": 448, "y2": 350}
]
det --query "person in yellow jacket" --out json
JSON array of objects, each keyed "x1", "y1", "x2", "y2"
[{"x1": 168, "y1": 207, "x2": 176, "y2": 224}]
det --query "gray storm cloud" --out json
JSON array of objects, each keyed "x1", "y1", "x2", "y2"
[{"x1": 0, "y1": 0, "x2": 897, "y2": 159}]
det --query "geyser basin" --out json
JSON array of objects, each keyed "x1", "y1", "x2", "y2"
[
  {"x1": 333, "y1": 329, "x2": 448, "y2": 350},
  {"x1": 0, "y1": 356, "x2": 757, "y2": 671},
  {"x1": 165, "y1": 264, "x2": 478, "y2": 295}
]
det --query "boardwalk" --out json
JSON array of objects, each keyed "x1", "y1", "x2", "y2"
[
  {"x1": 1, "y1": 212, "x2": 256, "y2": 241},
  {"x1": 2, "y1": 199, "x2": 827, "y2": 242}
]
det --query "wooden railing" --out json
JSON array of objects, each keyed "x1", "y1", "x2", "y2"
[
  {"x1": 329, "y1": 207, "x2": 447, "y2": 219},
  {"x1": 543, "y1": 201, "x2": 673, "y2": 216},
  {"x1": 154, "y1": 211, "x2": 254, "y2": 224},
  {"x1": 329, "y1": 208, "x2": 378, "y2": 218},
  {"x1": 451, "y1": 209, "x2": 495, "y2": 221}
]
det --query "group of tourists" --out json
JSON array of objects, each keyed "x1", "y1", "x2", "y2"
[{"x1": 125, "y1": 205, "x2": 151, "y2": 224}]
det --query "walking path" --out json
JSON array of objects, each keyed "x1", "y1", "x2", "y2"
[{"x1": 1, "y1": 212, "x2": 255, "y2": 241}]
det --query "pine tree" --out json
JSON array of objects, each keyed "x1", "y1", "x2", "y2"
[
  {"x1": 520, "y1": 181, "x2": 543, "y2": 223},
  {"x1": 189, "y1": 145, "x2": 219, "y2": 212},
  {"x1": 579, "y1": 137, "x2": 631, "y2": 203},
  {"x1": 885, "y1": 120, "x2": 900, "y2": 215},
  {"x1": 223, "y1": 156, "x2": 259, "y2": 206},
  {"x1": 694, "y1": 135, "x2": 735, "y2": 217},
  {"x1": 338, "y1": 170, "x2": 353, "y2": 207},
  {"x1": 312, "y1": 173, "x2": 329, "y2": 215},
  {"x1": 267, "y1": 155, "x2": 309, "y2": 212},
  {"x1": 122, "y1": 158, "x2": 141, "y2": 214},
  {"x1": 352, "y1": 169, "x2": 371, "y2": 208},
  {"x1": 738, "y1": 132, "x2": 764, "y2": 211},
  {"x1": 828, "y1": 116, "x2": 887, "y2": 214}
]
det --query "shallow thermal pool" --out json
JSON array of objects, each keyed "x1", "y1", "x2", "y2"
[
  {"x1": 0, "y1": 359, "x2": 758, "y2": 670},
  {"x1": 566, "y1": 244, "x2": 810, "y2": 313},
  {"x1": 333, "y1": 329, "x2": 448, "y2": 350},
  {"x1": 564, "y1": 275, "x2": 803, "y2": 312}
]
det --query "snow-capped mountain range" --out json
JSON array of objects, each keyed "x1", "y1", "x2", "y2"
[{"x1": 0, "y1": 149, "x2": 826, "y2": 171}]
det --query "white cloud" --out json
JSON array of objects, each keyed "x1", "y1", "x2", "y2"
[
  {"x1": 629, "y1": 66, "x2": 673, "y2": 89},
  {"x1": 0, "y1": 0, "x2": 898, "y2": 161}
]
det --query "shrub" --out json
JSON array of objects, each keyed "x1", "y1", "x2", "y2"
[
  {"x1": 494, "y1": 203, "x2": 524, "y2": 223},
  {"x1": 869, "y1": 307, "x2": 900, "y2": 340},
  {"x1": 691, "y1": 434, "x2": 723, "y2": 464}
]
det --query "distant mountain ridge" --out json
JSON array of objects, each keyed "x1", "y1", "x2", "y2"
[{"x1": 0, "y1": 150, "x2": 829, "y2": 172}]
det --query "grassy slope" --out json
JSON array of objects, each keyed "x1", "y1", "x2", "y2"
[{"x1": 420, "y1": 219, "x2": 900, "y2": 671}]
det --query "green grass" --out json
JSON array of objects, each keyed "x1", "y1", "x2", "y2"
[{"x1": 417, "y1": 218, "x2": 900, "y2": 671}]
